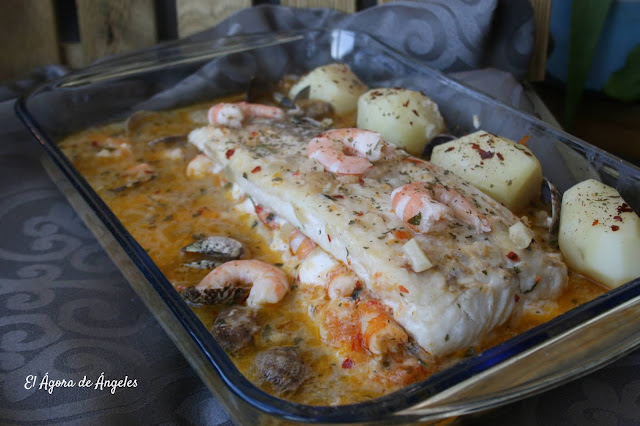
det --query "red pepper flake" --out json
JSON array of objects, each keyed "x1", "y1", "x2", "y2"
[
  {"x1": 251, "y1": 166, "x2": 261, "y2": 173},
  {"x1": 342, "y1": 358, "x2": 354, "y2": 369},
  {"x1": 393, "y1": 230, "x2": 411, "y2": 240},
  {"x1": 519, "y1": 135, "x2": 530, "y2": 146},
  {"x1": 327, "y1": 234, "x2": 332, "y2": 242},
  {"x1": 479, "y1": 150, "x2": 494, "y2": 160},
  {"x1": 225, "y1": 149, "x2": 235, "y2": 159},
  {"x1": 292, "y1": 172, "x2": 300, "y2": 176},
  {"x1": 613, "y1": 215, "x2": 623, "y2": 222},
  {"x1": 617, "y1": 203, "x2": 633, "y2": 214},
  {"x1": 399, "y1": 285, "x2": 409, "y2": 294},
  {"x1": 145, "y1": 170, "x2": 154, "y2": 174},
  {"x1": 535, "y1": 275, "x2": 542, "y2": 283},
  {"x1": 592, "y1": 219, "x2": 599, "y2": 226},
  {"x1": 402, "y1": 100, "x2": 409, "y2": 107},
  {"x1": 90, "y1": 140, "x2": 99, "y2": 147},
  {"x1": 506, "y1": 251, "x2": 519, "y2": 261},
  {"x1": 358, "y1": 177, "x2": 365, "y2": 186},
  {"x1": 250, "y1": 131, "x2": 258, "y2": 137},
  {"x1": 514, "y1": 294, "x2": 520, "y2": 303},
  {"x1": 356, "y1": 212, "x2": 364, "y2": 216},
  {"x1": 497, "y1": 152, "x2": 504, "y2": 161},
  {"x1": 611, "y1": 225, "x2": 620, "y2": 231},
  {"x1": 332, "y1": 194, "x2": 344, "y2": 199},
  {"x1": 471, "y1": 143, "x2": 493, "y2": 160},
  {"x1": 445, "y1": 147, "x2": 455, "y2": 153},
  {"x1": 412, "y1": 109, "x2": 419, "y2": 117}
]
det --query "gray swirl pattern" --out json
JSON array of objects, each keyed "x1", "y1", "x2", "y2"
[{"x1": 0, "y1": 115, "x2": 230, "y2": 424}]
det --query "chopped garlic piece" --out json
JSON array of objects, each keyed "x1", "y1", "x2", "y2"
[
  {"x1": 162, "y1": 147, "x2": 183, "y2": 160},
  {"x1": 509, "y1": 221, "x2": 535, "y2": 249},
  {"x1": 230, "y1": 183, "x2": 245, "y2": 200},
  {"x1": 186, "y1": 153, "x2": 216, "y2": 178},
  {"x1": 403, "y1": 238, "x2": 433, "y2": 272}
]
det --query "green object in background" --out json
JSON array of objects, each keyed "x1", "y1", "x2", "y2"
[
  {"x1": 604, "y1": 43, "x2": 640, "y2": 103},
  {"x1": 565, "y1": 0, "x2": 613, "y2": 130}
]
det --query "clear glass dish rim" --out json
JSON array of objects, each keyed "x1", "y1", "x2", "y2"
[{"x1": 14, "y1": 28, "x2": 640, "y2": 423}]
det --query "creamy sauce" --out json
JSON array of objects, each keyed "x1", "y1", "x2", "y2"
[{"x1": 58, "y1": 96, "x2": 608, "y2": 406}]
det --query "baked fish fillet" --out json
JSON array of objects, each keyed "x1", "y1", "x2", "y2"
[{"x1": 189, "y1": 116, "x2": 567, "y2": 357}]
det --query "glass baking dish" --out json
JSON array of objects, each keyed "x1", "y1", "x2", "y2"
[{"x1": 15, "y1": 29, "x2": 640, "y2": 424}]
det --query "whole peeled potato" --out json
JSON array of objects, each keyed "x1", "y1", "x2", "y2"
[
  {"x1": 289, "y1": 63, "x2": 368, "y2": 115},
  {"x1": 559, "y1": 179, "x2": 640, "y2": 288},
  {"x1": 356, "y1": 88, "x2": 446, "y2": 156},
  {"x1": 430, "y1": 131, "x2": 542, "y2": 212}
]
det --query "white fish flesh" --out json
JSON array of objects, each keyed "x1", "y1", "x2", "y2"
[{"x1": 189, "y1": 117, "x2": 567, "y2": 357}]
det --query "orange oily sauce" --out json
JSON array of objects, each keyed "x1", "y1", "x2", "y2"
[{"x1": 57, "y1": 99, "x2": 607, "y2": 406}]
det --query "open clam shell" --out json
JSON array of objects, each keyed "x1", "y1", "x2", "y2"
[
  {"x1": 422, "y1": 134, "x2": 457, "y2": 158},
  {"x1": 181, "y1": 285, "x2": 250, "y2": 306},
  {"x1": 182, "y1": 236, "x2": 244, "y2": 259},
  {"x1": 181, "y1": 259, "x2": 224, "y2": 270},
  {"x1": 181, "y1": 236, "x2": 245, "y2": 270}
]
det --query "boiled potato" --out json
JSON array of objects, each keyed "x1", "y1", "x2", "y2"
[
  {"x1": 356, "y1": 88, "x2": 446, "y2": 157},
  {"x1": 289, "y1": 63, "x2": 367, "y2": 115},
  {"x1": 430, "y1": 131, "x2": 542, "y2": 212},
  {"x1": 559, "y1": 179, "x2": 640, "y2": 288}
]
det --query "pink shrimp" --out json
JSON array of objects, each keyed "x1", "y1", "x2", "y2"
[
  {"x1": 208, "y1": 102, "x2": 285, "y2": 128},
  {"x1": 307, "y1": 128, "x2": 386, "y2": 175},
  {"x1": 289, "y1": 229, "x2": 317, "y2": 259},
  {"x1": 359, "y1": 300, "x2": 408, "y2": 355},
  {"x1": 391, "y1": 182, "x2": 491, "y2": 234},
  {"x1": 325, "y1": 266, "x2": 359, "y2": 299},
  {"x1": 196, "y1": 259, "x2": 289, "y2": 308},
  {"x1": 124, "y1": 162, "x2": 155, "y2": 178}
]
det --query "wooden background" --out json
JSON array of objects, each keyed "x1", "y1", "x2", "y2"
[{"x1": 0, "y1": 0, "x2": 550, "y2": 82}]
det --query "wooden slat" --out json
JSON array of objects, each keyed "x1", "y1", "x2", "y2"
[
  {"x1": 61, "y1": 43, "x2": 86, "y2": 70},
  {"x1": 76, "y1": 0, "x2": 157, "y2": 66},
  {"x1": 528, "y1": 0, "x2": 552, "y2": 81},
  {"x1": 0, "y1": 0, "x2": 60, "y2": 81},
  {"x1": 176, "y1": 0, "x2": 251, "y2": 38},
  {"x1": 281, "y1": 0, "x2": 357, "y2": 14}
]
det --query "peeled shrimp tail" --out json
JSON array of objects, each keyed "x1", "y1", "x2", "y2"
[
  {"x1": 391, "y1": 182, "x2": 491, "y2": 234},
  {"x1": 289, "y1": 229, "x2": 317, "y2": 258},
  {"x1": 307, "y1": 128, "x2": 387, "y2": 175},
  {"x1": 359, "y1": 300, "x2": 408, "y2": 354},
  {"x1": 431, "y1": 184, "x2": 491, "y2": 234},
  {"x1": 197, "y1": 259, "x2": 289, "y2": 308},
  {"x1": 208, "y1": 102, "x2": 285, "y2": 128}
]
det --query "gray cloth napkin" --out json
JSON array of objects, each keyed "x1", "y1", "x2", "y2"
[
  {"x1": 6, "y1": 2, "x2": 638, "y2": 426},
  {"x1": 188, "y1": 1, "x2": 534, "y2": 80}
]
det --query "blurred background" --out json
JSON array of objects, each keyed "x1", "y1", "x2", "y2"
[{"x1": 1, "y1": 0, "x2": 638, "y2": 164}]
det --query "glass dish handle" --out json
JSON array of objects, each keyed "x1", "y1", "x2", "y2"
[
  {"x1": 400, "y1": 293, "x2": 640, "y2": 418},
  {"x1": 55, "y1": 31, "x2": 308, "y2": 89}
]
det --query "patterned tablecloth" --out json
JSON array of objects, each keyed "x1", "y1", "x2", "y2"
[{"x1": 1, "y1": 2, "x2": 640, "y2": 424}]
